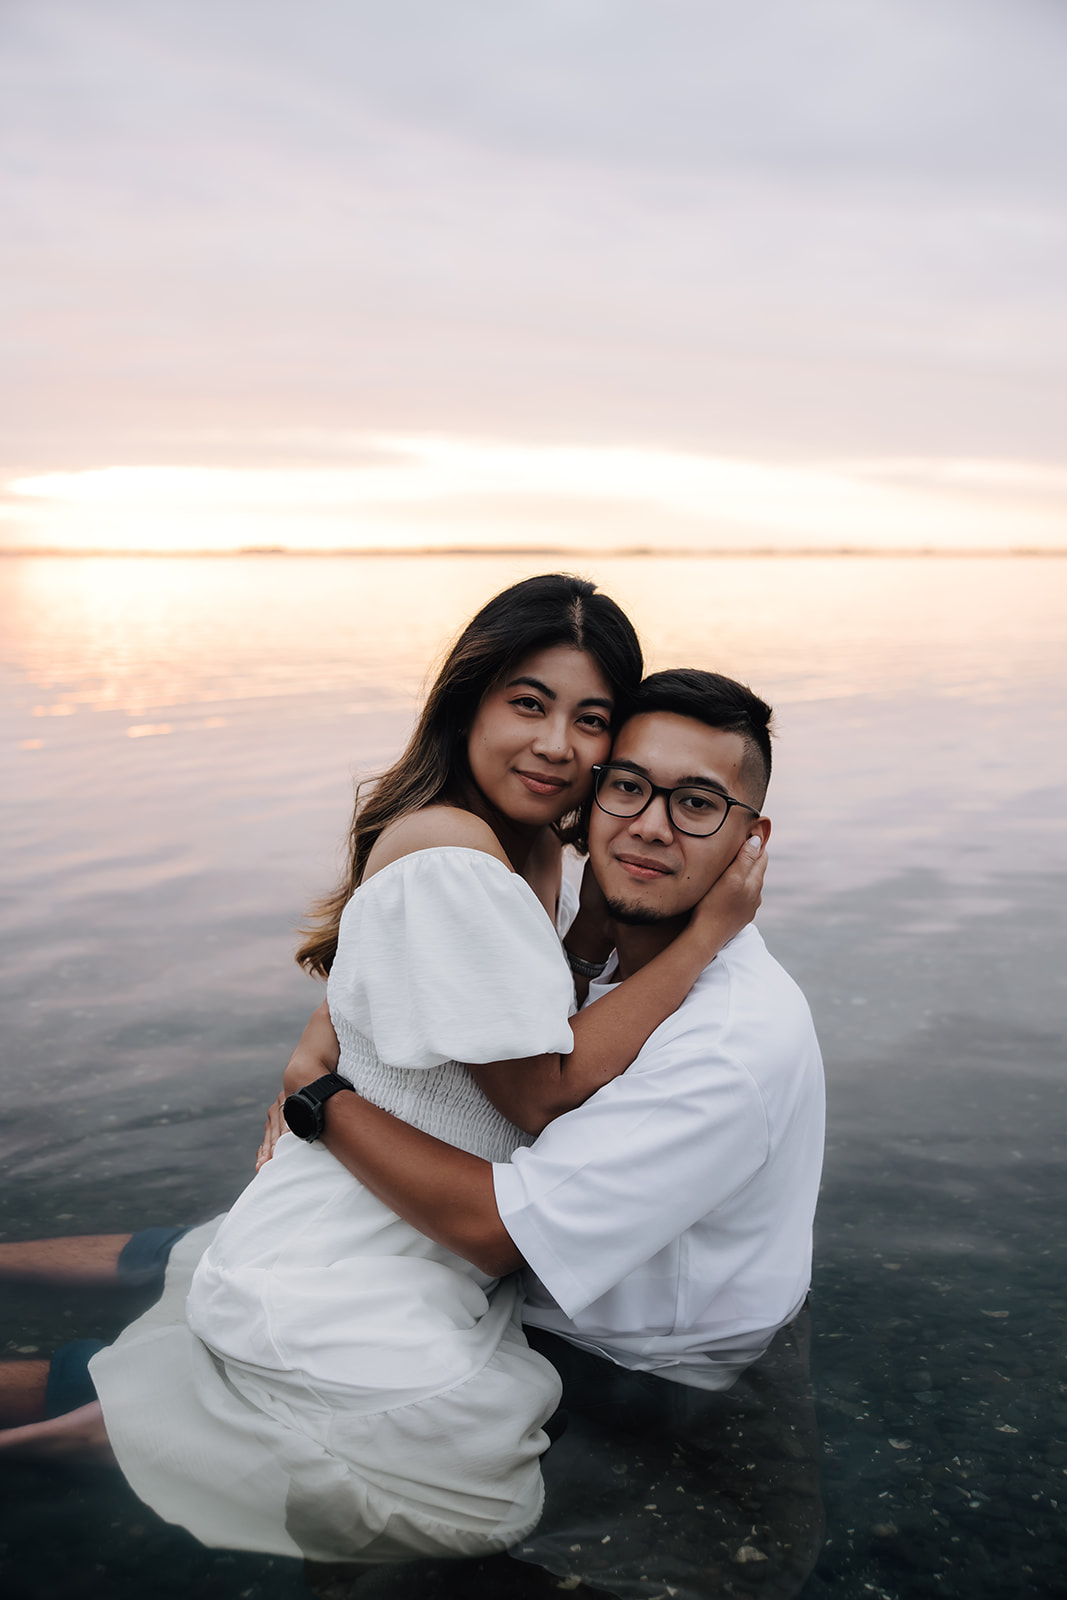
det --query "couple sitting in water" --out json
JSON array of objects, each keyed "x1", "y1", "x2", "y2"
[{"x1": 0, "y1": 574, "x2": 825, "y2": 1570}]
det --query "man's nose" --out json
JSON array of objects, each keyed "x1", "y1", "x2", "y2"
[{"x1": 628, "y1": 795, "x2": 674, "y2": 843}]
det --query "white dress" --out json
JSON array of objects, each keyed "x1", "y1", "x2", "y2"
[{"x1": 89, "y1": 848, "x2": 576, "y2": 1565}]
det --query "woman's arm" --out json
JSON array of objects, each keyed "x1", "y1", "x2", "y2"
[
  {"x1": 276, "y1": 838, "x2": 764, "y2": 1145},
  {"x1": 274, "y1": 826, "x2": 762, "y2": 1148},
  {"x1": 469, "y1": 834, "x2": 767, "y2": 1135}
]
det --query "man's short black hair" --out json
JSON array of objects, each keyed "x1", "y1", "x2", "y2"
[{"x1": 630, "y1": 668, "x2": 774, "y2": 807}]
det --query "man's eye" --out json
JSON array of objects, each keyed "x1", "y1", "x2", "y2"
[
  {"x1": 678, "y1": 792, "x2": 721, "y2": 814},
  {"x1": 610, "y1": 777, "x2": 643, "y2": 796}
]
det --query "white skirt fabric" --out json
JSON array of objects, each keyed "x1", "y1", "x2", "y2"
[
  {"x1": 90, "y1": 852, "x2": 579, "y2": 1563},
  {"x1": 90, "y1": 1201, "x2": 561, "y2": 1564}
]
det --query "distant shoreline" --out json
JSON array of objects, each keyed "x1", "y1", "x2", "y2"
[{"x1": 2, "y1": 546, "x2": 1066, "y2": 560}]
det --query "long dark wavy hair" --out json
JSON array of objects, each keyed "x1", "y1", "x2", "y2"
[{"x1": 296, "y1": 573, "x2": 643, "y2": 976}]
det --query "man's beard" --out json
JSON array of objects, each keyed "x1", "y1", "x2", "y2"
[{"x1": 603, "y1": 893, "x2": 674, "y2": 927}]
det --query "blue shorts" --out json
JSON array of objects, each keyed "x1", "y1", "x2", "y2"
[{"x1": 43, "y1": 1226, "x2": 192, "y2": 1419}]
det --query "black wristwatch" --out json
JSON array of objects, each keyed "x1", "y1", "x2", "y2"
[{"x1": 283, "y1": 1072, "x2": 355, "y2": 1142}]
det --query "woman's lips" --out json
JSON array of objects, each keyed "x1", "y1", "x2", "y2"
[{"x1": 515, "y1": 769, "x2": 568, "y2": 797}]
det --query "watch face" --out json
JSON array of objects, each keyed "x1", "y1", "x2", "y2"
[{"x1": 283, "y1": 1093, "x2": 319, "y2": 1141}]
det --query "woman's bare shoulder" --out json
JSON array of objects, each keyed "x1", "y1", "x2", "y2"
[{"x1": 363, "y1": 807, "x2": 512, "y2": 880}]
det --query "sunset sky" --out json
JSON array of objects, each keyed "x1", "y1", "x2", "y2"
[{"x1": 2, "y1": 0, "x2": 1066, "y2": 552}]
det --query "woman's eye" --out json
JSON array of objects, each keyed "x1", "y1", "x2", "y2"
[
  {"x1": 510, "y1": 696, "x2": 543, "y2": 712},
  {"x1": 578, "y1": 714, "x2": 609, "y2": 733}
]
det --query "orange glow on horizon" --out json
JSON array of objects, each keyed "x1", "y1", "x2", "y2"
[{"x1": 4, "y1": 439, "x2": 1067, "y2": 554}]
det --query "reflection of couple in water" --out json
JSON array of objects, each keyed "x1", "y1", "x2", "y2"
[{"x1": 0, "y1": 575, "x2": 825, "y2": 1592}]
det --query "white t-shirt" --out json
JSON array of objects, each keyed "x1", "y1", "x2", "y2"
[{"x1": 493, "y1": 924, "x2": 825, "y2": 1388}]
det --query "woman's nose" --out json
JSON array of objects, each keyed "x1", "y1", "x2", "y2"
[{"x1": 532, "y1": 717, "x2": 574, "y2": 761}]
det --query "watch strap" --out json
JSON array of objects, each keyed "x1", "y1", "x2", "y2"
[
  {"x1": 301, "y1": 1071, "x2": 353, "y2": 1108},
  {"x1": 283, "y1": 1071, "x2": 354, "y2": 1141}
]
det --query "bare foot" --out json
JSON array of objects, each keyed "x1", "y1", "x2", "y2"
[{"x1": 0, "y1": 1401, "x2": 116, "y2": 1465}]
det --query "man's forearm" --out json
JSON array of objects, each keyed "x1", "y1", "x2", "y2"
[
  {"x1": 279, "y1": 1011, "x2": 520, "y2": 1276},
  {"x1": 319, "y1": 1091, "x2": 522, "y2": 1279}
]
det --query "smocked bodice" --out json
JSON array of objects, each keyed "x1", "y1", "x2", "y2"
[{"x1": 332, "y1": 1009, "x2": 533, "y2": 1162}]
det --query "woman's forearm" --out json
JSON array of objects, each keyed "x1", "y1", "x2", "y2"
[
  {"x1": 471, "y1": 837, "x2": 766, "y2": 1134},
  {"x1": 468, "y1": 913, "x2": 722, "y2": 1135},
  {"x1": 286, "y1": 927, "x2": 718, "y2": 1137},
  {"x1": 290, "y1": 840, "x2": 755, "y2": 1137}
]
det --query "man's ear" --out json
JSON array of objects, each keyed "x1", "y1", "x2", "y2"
[{"x1": 748, "y1": 816, "x2": 772, "y2": 852}]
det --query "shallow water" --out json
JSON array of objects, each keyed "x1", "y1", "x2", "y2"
[{"x1": 2, "y1": 553, "x2": 1065, "y2": 1598}]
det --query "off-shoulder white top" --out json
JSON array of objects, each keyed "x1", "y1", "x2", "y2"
[{"x1": 327, "y1": 846, "x2": 577, "y2": 1160}]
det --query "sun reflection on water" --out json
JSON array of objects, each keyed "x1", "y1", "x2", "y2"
[{"x1": 3, "y1": 553, "x2": 1064, "y2": 717}]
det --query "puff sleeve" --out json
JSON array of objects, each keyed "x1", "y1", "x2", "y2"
[{"x1": 327, "y1": 847, "x2": 576, "y2": 1070}]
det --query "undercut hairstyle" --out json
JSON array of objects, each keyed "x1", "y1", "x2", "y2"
[
  {"x1": 296, "y1": 573, "x2": 643, "y2": 977},
  {"x1": 630, "y1": 668, "x2": 774, "y2": 808}
]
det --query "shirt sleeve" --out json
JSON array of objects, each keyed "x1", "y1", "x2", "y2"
[
  {"x1": 492, "y1": 1017, "x2": 769, "y2": 1318},
  {"x1": 327, "y1": 847, "x2": 575, "y2": 1071}
]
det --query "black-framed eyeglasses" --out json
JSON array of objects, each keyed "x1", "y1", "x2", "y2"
[{"x1": 592, "y1": 764, "x2": 761, "y2": 838}]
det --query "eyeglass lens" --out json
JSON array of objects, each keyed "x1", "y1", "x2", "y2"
[{"x1": 596, "y1": 770, "x2": 728, "y2": 836}]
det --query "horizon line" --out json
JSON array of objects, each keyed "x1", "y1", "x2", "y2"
[{"x1": 2, "y1": 544, "x2": 1067, "y2": 560}]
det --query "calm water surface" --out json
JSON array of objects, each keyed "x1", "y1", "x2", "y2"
[{"x1": 2, "y1": 553, "x2": 1066, "y2": 1599}]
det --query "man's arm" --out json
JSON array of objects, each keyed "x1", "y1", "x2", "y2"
[
  {"x1": 317, "y1": 1091, "x2": 521, "y2": 1278},
  {"x1": 287, "y1": 998, "x2": 340, "y2": 1078},
  {"x1": 276, "y1": 1030, "x2": 518, "y2": 1276},
  {"x1": 256, "y1": 999, "x2": 340, "y2": 1169}
]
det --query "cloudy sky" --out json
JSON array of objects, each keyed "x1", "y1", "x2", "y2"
[{"x1": 2, "y1": 0, "x2": 1066, "y2": 550}]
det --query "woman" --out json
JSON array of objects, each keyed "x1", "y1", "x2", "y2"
[{"x1": 1, "y1": 575, "x2": 763, "y2": 1564}]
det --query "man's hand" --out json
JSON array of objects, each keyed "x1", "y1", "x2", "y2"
[
  {"x1": 255, "y1": 999, "x2": 342, "y2": 1170},
  {"x1": 256, "y1": 1091, "x2": 287, "y2": 1171}
]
